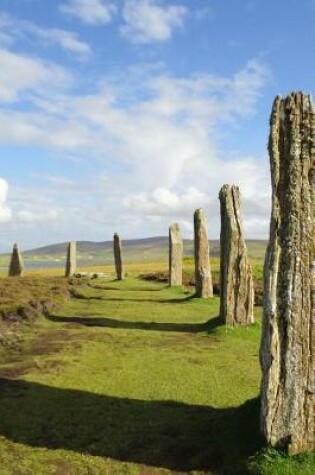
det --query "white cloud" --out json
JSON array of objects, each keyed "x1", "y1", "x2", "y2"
[
  {"x1": 17, "y1": 209, "x2": 59, "y2": 224},
  {"x1": 60, "y1": 0, "x2": 117, "y2": 25},
  {"x1": 0, "y1": 109, "x2": 102, "y2": 149},
  {"x1": 0, "y1": 12, "x2": 91, "y2": 59},
  {"x1": 31, "y1": 174, "x2": 80, "y2": 189},
  {"x1": 122, "y1": 155, "x2": 270, "y2": 239},
  {"x1": 31, "y1": 27, "x2": 91, "y2": 58},
  {"x1": 0, "y1": 58, "x2": 271, "y2": 245},
  {"x1": 0, "y1": 48, "x2": 70, "y2": 103},
  {"x1": 120, "y1": 0, "x2": 188, "y2": 43},
  {"x1": 124, "y1": 187, "x2": 209, "y2": 216},
  {"x1": 221, "y1": 59, "x2": 269, "y2": 119},
  {"x1": 0, "y1": 178, "x2": 12, "y2": 223},
  {"x1": 67, "y1": 60, "x2": 269, "y2": 192},
  {"x1": 3, "y1": 182, "x2": 134, "y2": 249}
]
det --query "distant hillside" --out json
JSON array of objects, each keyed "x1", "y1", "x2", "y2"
[
  {"x1": 24, "y1": 237, "x2": 170, "y2": 256},
  {"x1": 22, "y1": 237, "x2": 267, "y2": 262},
  {"x1": 0, "y1": 237, "x2": 267, "y2": 270}
]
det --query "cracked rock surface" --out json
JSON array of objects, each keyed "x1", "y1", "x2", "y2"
[
  {"x1": 65, "y1": 241, "x2": 76, "y2": 277},
  {"x1": 169, "y1": 223, "x2": 183, "y2": 286},
  {"x1": 219, "y1": 184, "x2": 254, "y2": 325},
  {"x1": 113, "y1": 233, "x2": 125, "y2": 281},
  {"x1": 260, "y1": 92, "x2": 315, "y2": 454},
  {"x1": 194, "y1": 209, "x2": 213, "y2": 298}
]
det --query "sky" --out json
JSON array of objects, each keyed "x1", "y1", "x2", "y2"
[{"x1": 0, "y1": 0, "x2": 314, "y2": 251}]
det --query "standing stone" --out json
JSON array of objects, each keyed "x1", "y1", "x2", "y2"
[
  {"x1": 219, "y1": 185, "x2": 254, "y2": 325},
  {"x1": 194, "y1": 209, "x2": 213, "y2": 298},
  {"x1": 169, "y1": 223, "x2": 183, "y2": 286},
  {"x1": 65, "y1": 241, "x2": 76, "y2": 277},
  {"x1": 113, "y1": 233, "x2": 124, "y2": 280},
  {"x1": 8, "y1": 243, "x2": 24, "y2": 277},
  {"x1": 260, "y1": 92, "x2": 315, "y2": 454}
]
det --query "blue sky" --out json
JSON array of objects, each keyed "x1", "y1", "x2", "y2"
[{"x1": 0, "y1": 0, "x2": 314, "y2": 251}]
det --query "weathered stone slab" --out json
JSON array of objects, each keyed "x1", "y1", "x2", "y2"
[
  {"x1": 260, "y1": 92, "x2": 315, "y2": 454},
  {"x1": 219, "y1": 184, "x2": 254, "y2": 325},
  {"x1": 194, "y1": 209, "x2": 213, "y2": 298},
  {"x1": 65, "y1": 241, "x2": 76, "y2": 277},
  {"x1": 113, "y1": 233, "x2": 124, "y2": 280},
  {"x1": 8, "y1": 243, "x2": 24, "y2": 277},
  {"x1": 169, "y1": 223, "x2": 183, "y2": 286}
]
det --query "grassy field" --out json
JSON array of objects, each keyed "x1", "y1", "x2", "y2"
[{"x1": 0, "y1": 269, "x2": 313, "y2": 474}]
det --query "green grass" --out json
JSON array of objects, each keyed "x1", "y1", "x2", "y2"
[
  {"x1": 248, "y1": 449, "x2": 315, "y2": 475},
  {"x1": 0, "y1": 275, "x2": 313, "y2": 475}
]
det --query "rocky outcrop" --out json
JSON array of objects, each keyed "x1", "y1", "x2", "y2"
[
  {"x1": 260, "y1": 92, "x2": 315, "y2": 454},
  {"x1": 8, "y1": 243, "x2": 24, "y2": 277},
  {"x1": 169, "y1": 223, "x2": 183, "y2": 286},
  {"x1": 219, "y1": 185, "x2": 254, "y2": 325},
  {"x1": 194, "y1": 209, "x2": 213, "y2": 298},
  {"x1": 113, "y1": 233, "x2": 124, "y2": 280},
  {"x1": 65, "y1": 241, "x2": 76, "y2": 277}
]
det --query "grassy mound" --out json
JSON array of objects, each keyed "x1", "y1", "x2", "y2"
[{"x1": 0, "y1": 277, "x2": 67, "y2": 322}]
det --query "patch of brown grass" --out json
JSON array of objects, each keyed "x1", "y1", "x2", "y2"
[{"x1": 0, "y1": 276, "x2": 87, "y2": 324}]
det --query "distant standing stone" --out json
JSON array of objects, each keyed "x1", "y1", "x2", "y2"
[
  {"x1": 194, "y1": 209, "x2": 213, "y2": 298},
  {"x1": 8, "y1": 243, "x2": 25, "y2": 277},
  {"x1": 65, "y1": 241, "x2": 76, "y2": 277},
  {"x1": 219, "y1": 184, "x2": 254, "y2": 325},
  {"x1": 260, "y1": 92, "x2": 315, "y2": 454},
  {"x1": 113, "y1": 233, "x2": 124, "y2": 280},
  {"x1": 169, "y1": 223, "x2": 183, "y2": 286}
]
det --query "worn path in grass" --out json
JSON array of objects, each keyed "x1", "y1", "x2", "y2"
[{"x1": 0, "y1": 277, "x2": 312, "y2": 475}]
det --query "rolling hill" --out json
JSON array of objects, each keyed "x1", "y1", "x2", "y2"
[
  {"x1": 0, "y1": 237, "x2": 267, "y2": 270},
  {"x1": 23, "y1": 237, "x2": 267, "y2": 262}
]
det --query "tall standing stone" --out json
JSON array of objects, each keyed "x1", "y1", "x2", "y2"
[
  {"x1": 8, "y1": 243, "x2": 24, "y2": 277},
  {"x1": 169, "y1": 223, "x2": 183, "y2": 286},
  {"x1": 65, "y1": 241, "x2": 76, "y2": 277},
  {"x1": 113, "y1": 233, "x2": 124, "y2": 280},
  {"x1": 260, "y1": 92, "x2": 315, "y2": 454},
  {"x1": 219, "y1": 184, "x2": 254, "y2": 325},
  {"x1": 194, "y1": 209, "x2": 213, "y2": 298}
]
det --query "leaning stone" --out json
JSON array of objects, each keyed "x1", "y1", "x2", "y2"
[
  {"x1": 8, "y1": 243, "x2": 25, "y2": 277},
  {"x1": 194, "y1": 209, "x2": 213, "y2": 298},
  {"x1": 169, "y1": 223, "x2": 183, "y2": 286},
  {"x1": 113, "y1": 233, "x2": 125, "y2": 280},
  {"x1": 260, "y1": 92, "x2": 315, "y2": 454},
  {"x1": 65, "y1": 241, "x2": 76, "y2": 277},
  {"x1": 219, "y1": 184, "x2": 254, "y2": 325}
]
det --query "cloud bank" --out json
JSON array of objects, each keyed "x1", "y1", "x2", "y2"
[
  {"x1": 60, "y1": 0, "x2": 117, "y2": 25},
  {"x1": 0, "y1": 45, "x2": 271, "y2": 249},
  {"x1": 0, "y1": 178, "x2": 12, "y2": 223},
  {"x1": 120, "y1": 0, "x2": 188, "y2": 43}
]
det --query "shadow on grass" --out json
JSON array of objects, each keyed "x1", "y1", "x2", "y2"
[
  {"x1": 71, "y1": 295, "x2": 196, "y2": 304},
  {"x1": 0, "y1": 378, "x2": 262, "y2": 474},
  {"x1": 88, "y1": 283, "x2": 168, "y2": 292},
  {"x1": 46, "y1": 314, "x2": 222, "y2": 334}
]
